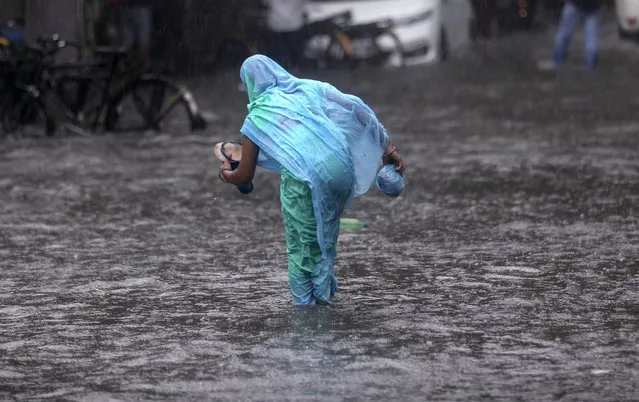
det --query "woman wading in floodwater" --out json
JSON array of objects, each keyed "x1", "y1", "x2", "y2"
[{"x1": 218, "y1": 55, "x2": 405, "y2": 305}]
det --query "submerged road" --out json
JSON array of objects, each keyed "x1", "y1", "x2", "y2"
[{"x1": 1, "y1": 23, "x2": 638, "y2": 401}]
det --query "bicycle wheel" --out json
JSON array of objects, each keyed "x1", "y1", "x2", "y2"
[
  {"x1": 321, "y1": 29, "x2": 357, "y2": 69},
  {"x1": 105, "y1": 75, "x2": 206, "y2": 134},
  {"x1": 1, "y1": 87, "x2": 55, "y2": 137},
  {"x1": 354, "y1": 26, "x2": 405, "y2": 68},
  {"x1": 371, "y1": 27, "x2": 405, "y2": 68},
  {"x1": 50, "y1": 75, "x2": 108, "y2": 132},
  {"x1": 338, "y1": 23, "x2": 405, "y2": 69}
]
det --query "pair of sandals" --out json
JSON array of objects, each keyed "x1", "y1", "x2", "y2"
[
  {"x1": 214, "y1": 141, "x2": 254, "y2": 194},
  {"x1": 213, "y1": 141, "x2": 243, "y2": 170}
]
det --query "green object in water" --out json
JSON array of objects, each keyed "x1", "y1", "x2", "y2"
[{"x1": 340, "y1": 218, "x2": 368, "y2": 230}]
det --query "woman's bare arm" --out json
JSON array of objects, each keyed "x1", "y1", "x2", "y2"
[{"x1": 382, "y1": 140, "x2": 405, "y2": 173}]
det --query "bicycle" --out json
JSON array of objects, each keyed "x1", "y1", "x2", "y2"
[
  {"x1": 300, "y1": 11, "x2": 357, "y2": 69},
  {"x1": 328, "y1": 18, "x2": 405, "y2": 69},
  {"x1": 1, "y1": 34, "x2": 207, "y2": 137},
  {"x1": 0, "y1": 41, "x2": 56, "y2": 137},
  {"x1": 219, "y1": 8, "x2": 356, "y2": 70}
]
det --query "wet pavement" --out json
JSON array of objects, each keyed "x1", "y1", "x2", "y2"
[{"x1": 1, "y1": 22, "x2": 638, "y2": 402}]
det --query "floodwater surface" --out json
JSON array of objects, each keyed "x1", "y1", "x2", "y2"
[{"x1": 1, "y1": 23, "x2": 638, "y2": 401}]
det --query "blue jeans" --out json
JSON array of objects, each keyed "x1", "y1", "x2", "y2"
[
  {"x1": 123, "y1": 6, "x2": 152, "y2": 50},
  {"x1": 553, "y1": 3, "x2": 601, "y2": 70}
]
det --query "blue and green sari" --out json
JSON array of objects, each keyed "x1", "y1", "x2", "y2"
[{"x1": 239, "y1": 55, "x2": 389, "y2": 305}]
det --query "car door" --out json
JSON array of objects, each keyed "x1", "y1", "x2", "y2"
[{"x1": 616, "y1": 0, "x2": 639, "y2": 33}]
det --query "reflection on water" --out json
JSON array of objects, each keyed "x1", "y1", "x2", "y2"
[{"x1": 1, "y1": 28, "x2": 638, "y2": 401}]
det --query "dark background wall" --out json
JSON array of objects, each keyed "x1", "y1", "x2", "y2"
[
  {"x1": 1, "y1": 0, "x2": 259, "y2": 75},
  {"x1": 93, "y1": 0, "x2": 261, "y2": 75},
  {"x1": 0, "y1": 0, "x2": 24, "y2": 21},
  {"x1": 150, "y1": 0, "x2": 263, "y2": 75}
]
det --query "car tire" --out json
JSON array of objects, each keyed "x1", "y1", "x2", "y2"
[{"x1": 438, "y1": 28, "x2": 449, "y2": 62}]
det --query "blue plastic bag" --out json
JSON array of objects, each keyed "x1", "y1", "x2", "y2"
[{"x1": 376, "y1": 164, "x2": 405, "y2": 197}]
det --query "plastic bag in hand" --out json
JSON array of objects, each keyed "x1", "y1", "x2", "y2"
[{"x1": 376, "y1": 164, "x2": 405, "y2": 197}]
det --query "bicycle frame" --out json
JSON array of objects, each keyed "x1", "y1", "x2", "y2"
[
  {"x1": 303, "y1": 11, "x2": 356, "y2": 59},
  {"x1": 229, "y1": 9, "x2": 357, "y2": 65},
  {"x1": 46, "y1": 56, "x2": 121, "y2": 131},
  {"x1": 45, "y1": 49, "x2": 159, "y2": 131}
]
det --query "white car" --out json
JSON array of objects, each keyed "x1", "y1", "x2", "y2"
[
  {"x1": 305, "y1": 0, "x2": 473, "y2": 65},
  {"x1": 616, "y1": 0, "x2": 639, "y2": 39}
]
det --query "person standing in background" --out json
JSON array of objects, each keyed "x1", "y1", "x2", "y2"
[
  {"x1": 108, "y1": 0, "x2": 153, "y2": 71},
  {"x1": 263, "y1": 0, "x2": 308, "y2": 71},
  {"x1": 552, "y1": 0, "x2": 601, "y2": 70},
  {"x1": 471, "y1": 0, "x2": 495, "y2": 39}
]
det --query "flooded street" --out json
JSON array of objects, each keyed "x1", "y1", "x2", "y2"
[{"x1": 1, "y1": 24, "x2": 638, "y2": 401}]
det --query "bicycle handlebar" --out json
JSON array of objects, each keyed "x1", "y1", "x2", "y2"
[
  {"x1": 35, "y1": 34, "x2": 66, "y2": 49},
  {"x1": 29, "y1": 34, "x2": 82, "y2": 59}
]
